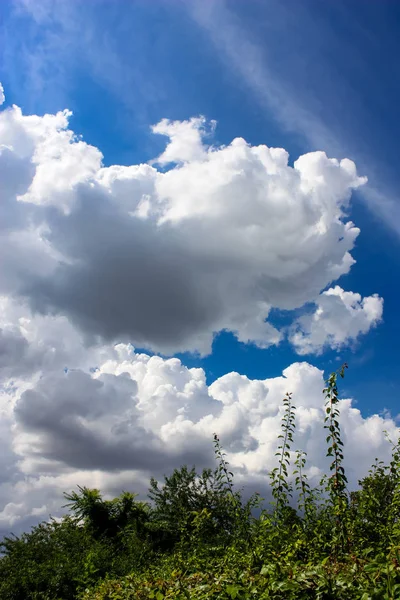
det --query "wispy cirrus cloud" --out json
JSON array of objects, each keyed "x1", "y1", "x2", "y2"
[{"x1": 187, "y1": 0, "x2": 400, "y2": 238}]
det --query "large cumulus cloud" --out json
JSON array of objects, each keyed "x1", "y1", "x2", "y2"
[
  {"x1": 0, "y1": 304, "x2": 397, "y2": 533},
  {"x1": 0, "y1": 94, "x2": 379, "y2": 354},
  {"x1": 0, "y1": 88, "x2": 391, "y2": 534}
]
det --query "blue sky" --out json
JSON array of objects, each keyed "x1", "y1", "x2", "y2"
[{"x1": 1, "y1": 0, "x2": 399, "y2": 414}]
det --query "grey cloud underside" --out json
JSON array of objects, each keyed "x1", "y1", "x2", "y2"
[
  {"x1": 23, "y1": 198, "x2": 223, "y2": 350},
  {"x1": 20, "y1": 189, "x2": 353, "y2": 353},
  {"x1": 14, "y1": 369, "x2": 217, "y2": 473},
  {"x1": 0, "y1": 328, "x2": 30, "y2": 372}
]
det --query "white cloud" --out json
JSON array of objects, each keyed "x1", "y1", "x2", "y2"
[
  {"x1": 0, "y1": 90, "x2": 389, "y2": 533},
  {"x1": 0, "y1": 96, "x2": 371, "y2": 355},
  {"x1": 6, "y1": 0, "x2": 400, "y2": 237},
  {"x1": 0, "y1": 83, "x2": 4, "y2": 106},
  {"x1": 290, "y1": 286, "x2": 384, "y2": 355},
  {"x1": 152, "y1": 117, "x2": 215, "y2": 165},
  {"x1": 0, "y1": 105, "x2": 102, "y2": 212},
  {"x1": 0, "y1": 302, "x2": 397, "y2": 533}
]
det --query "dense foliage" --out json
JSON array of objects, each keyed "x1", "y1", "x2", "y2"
[{"x1": 2, "y1": 365, "x2": 400, "y2": 599}]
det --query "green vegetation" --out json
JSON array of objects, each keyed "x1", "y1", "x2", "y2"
[{"x1": 2, "y1": 365, "x2": 400, "y2": 599}]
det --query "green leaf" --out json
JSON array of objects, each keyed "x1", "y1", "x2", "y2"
[{"x1": 225, "y1": 584, "x2": 240, "y2": 599}]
